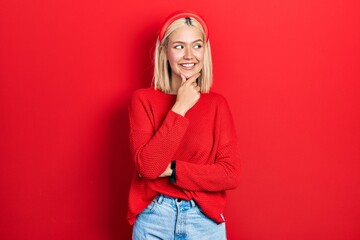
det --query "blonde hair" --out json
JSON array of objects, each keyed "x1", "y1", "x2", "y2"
[{"x1": 153, "y1": 17, "x2": 213, "y2": 93}]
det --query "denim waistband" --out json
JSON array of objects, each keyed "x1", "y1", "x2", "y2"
[{"x1": 156, "y1": 194, "x2": 197, "y2": 209}]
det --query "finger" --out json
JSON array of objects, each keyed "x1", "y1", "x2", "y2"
[
  {"x1": 186, "y1": 73, "x2": 200, "y2": 85},
  {"x1": 184, "y1": 73, "x2": 200, "y2": 86},
  {"x1": 195, "y1": 86, "x2": 201, "y2": 92}
]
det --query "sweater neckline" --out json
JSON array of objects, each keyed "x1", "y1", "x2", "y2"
[{"x1": 153, "y1": 88, "x2": 177, "y2": 97}]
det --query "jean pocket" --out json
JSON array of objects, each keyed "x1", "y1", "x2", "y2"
[{"x1": 140, "y1": 199, "x2": 158, "y2": 214}]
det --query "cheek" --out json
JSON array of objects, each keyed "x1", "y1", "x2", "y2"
[
  {"x1": 167, "y1": 51, "x2": 180, "y2": 66},
  {"x1": 194, "y1": 50, "x2": 205, "y2": 63}
]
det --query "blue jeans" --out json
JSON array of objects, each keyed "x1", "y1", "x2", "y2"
[{"x1": 132, "y1": 195, "x2": 226, "y2": 240}]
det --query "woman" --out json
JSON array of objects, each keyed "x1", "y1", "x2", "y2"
[{"x1": 128, "y1": 10, "x2": 240, "y2": 240}]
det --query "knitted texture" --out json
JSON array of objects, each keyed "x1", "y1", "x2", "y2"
[{"x1": 127, "y1": 88, "x2": 240, "y2": 225}]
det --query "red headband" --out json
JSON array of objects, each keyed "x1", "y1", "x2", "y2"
[{"x1": 159, "y1": 10, "x2": 209, "y2": 43}]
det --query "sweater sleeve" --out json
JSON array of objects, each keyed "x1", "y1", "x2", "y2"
[
  {"x1": 174, "y1": 97, "x2": 240, "y2": 192},
  {"x1": 128, "y1": 90, "x2": 189, "y2": 179}
]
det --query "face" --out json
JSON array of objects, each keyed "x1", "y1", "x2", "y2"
[{"x1": 166, "y1": 26, "x2": 205, "y2": 80}]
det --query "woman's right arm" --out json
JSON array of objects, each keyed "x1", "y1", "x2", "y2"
[
  {"x1": 128, "y1": 90, "x2": 189, "y2": 179},
  {"x1": 129, "y1": 74, "x2": 201, "y2": 179}
]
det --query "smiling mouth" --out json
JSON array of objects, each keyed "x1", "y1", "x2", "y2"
[{"x1": 180, "y1": 63, "x2": 196, "y2": 69}]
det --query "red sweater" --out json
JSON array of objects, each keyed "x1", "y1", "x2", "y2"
[{"x1": 127, "y1": 88, "x2": 240, "y2": 225}]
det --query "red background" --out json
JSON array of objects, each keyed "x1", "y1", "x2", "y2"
[{"x1": 1, "y1": 0, "x2": 359, "y2": 239}]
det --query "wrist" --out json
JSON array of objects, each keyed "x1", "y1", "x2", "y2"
[{"x1": 171, "y1": 103, "x2": 187, "y2": 116}]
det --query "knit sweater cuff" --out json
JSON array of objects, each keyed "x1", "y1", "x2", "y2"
[
  {"x1": 169, "y1": 109, "x2": 187, "y2": 119},
  {"x1": 167, "y1": 108, "x2": 188, "y2": 122}
]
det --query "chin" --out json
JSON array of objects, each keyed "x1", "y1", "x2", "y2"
[
  {"x1": 183, "y1": 73, "x2": 193, "y2": 79},
  {"x1": 182, "y1": 70, "x2": 202, "y2": 79}
]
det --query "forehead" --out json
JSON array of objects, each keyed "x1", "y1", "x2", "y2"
[{"x1": 168, "y1": 26, "x2": 204, "y2": 43}]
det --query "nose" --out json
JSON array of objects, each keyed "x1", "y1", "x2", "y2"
[{"x1": 183, "y1": 47, "x2": 193, "y2": 60}]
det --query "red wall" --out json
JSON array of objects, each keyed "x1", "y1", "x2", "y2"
[{"x1": 1, "y1": 1, "x2": 359, "y2": 239}]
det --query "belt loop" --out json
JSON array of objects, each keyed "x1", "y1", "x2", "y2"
[
  {"x1": 190, "y1": 199, "x2": 196, "y2": 208},
  {"x1": 157, "y1": 194, "x2": 164, "y2": 204}
]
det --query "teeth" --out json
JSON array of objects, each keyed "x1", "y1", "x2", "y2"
[{"x1": 181, "y1": 63, "x2": 195, "y2": 67}]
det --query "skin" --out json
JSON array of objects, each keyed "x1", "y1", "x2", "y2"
[{"x1": 159, "y1": 25, "x2": 205, "y2": 177}]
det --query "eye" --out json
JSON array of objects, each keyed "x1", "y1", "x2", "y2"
[
  {"x1": 174, "y1": 45, "x2": 183, "y2": 49},
  {"x1": 194, "y1": 44, "x2": 203, "y2": 49}
]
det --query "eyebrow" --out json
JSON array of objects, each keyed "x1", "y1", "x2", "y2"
[{"x1": 171, "y1": 39, "x2": 203, "y2": 44}]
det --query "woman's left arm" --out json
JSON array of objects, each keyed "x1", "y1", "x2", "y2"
[{"x1": 172, "y1": 97, "x2": 241, "y2": 192}]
